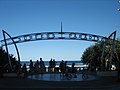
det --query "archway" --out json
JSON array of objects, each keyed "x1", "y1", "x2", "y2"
[{"x1": 0, "y1": 30, "x2": 116, "y2": 71}]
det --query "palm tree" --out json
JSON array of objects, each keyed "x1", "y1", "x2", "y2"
[
  {"x1": 0, "y1": 48, "x2": 19, "y2": 73},
  {"x1": 81, "y1": 39, "x2": 120, "y2": 71}
]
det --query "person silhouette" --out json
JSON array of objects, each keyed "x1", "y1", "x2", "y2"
[
  {"x1": 71, "y1": 63, "x2": 77, "y2": 78},
  {"x1": 39, "y1": 58, "x2": 45, "y2": 74},
  {"x1": 59, "y1": 60, "x2": 65, "y2": 76},
  {"x1": 22, "y1": 63, "x2": 27, "y2": 77},
  {"x1": 34, "y1": 60, "x2": 40, "y2": 73},
  {"x1": 29, "y1": 59, "x2": 34, "y2": 75}
]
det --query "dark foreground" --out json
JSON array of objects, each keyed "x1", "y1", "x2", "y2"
[{"x1": 0, "y1": 76, "x2": 120, "y2": 90}]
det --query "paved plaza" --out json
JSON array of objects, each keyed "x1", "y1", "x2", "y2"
[
  {"x1": 28, "y1": 73, "x2": 98, "y2": 81},
  {"x1": 0, "y1": 73, "x2": 120, "y2": 90}
]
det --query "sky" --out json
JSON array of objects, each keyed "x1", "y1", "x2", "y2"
[{"x1": 0, "y1": 0, "x2": 120, "y2": 61}]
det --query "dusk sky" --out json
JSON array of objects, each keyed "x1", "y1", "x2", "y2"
[{"x1": 0, "y1": 0, "x2": 120, "y2": 61}]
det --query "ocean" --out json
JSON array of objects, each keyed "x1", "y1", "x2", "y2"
[
  {"x1": 21, "y1": 60, "x2": 83, "y2": 68},
  {"x1": 21, "y1": 60, "x2": 85, "y2": 72}
]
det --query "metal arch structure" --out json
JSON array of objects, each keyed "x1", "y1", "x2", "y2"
[
  {"x1": 0, "y1": 30, "x2": 116, "y2": 71},
  {"x1": 105, "y1": 31, "x2": 116, "y2": 70},
  {"x1": 109, "y1": 31, "x2": 116, "y2": 69},
  {"x1": 2, "y1": 30, "x2": 12, "y2": 70},
  {"x1": 0, "y1": 32, "x2": 107, "y2": 46},
  {"x1": 100, "y1": 31, "x2": 116, "y2": 70},
  {"x1": 2, "y1": 30, "x2": 21, "y2": 71}
]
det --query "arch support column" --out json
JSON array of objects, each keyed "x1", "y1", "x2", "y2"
[
  {"x1": 2, "y1": 30, "x2": 21, "y2": 72},
  {"x1": 100, "y1": 31, "x2": 116, "y2": 70}
]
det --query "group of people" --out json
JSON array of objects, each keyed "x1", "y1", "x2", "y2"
[
  {"x1": 49, "y1": 58, "x2": 56, "y2": 68},
  {"x1": 29, "y1": 58, "x2": 46, "y2": 74},
  {"x1": 21, "y1": 58, "x2": 77, "y2": 77},
  {"x1": 59, "y1": 60, "x2": 77, "y2": 76},
  {"x1": 21, "y1": 58, "x2": 46, "y2": 77}
]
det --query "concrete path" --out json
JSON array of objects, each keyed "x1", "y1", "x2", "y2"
[
  {"x1": 0, "y1": 74, "x2": 120, "y2": 90},
  {"x1": 28, "y1": 73, "x2": 97, "y2": 81}
]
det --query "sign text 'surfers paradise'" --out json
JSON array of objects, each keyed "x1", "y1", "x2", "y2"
[{"x1": 0, "y1": 32, "x2": 106, "y2": 46}]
